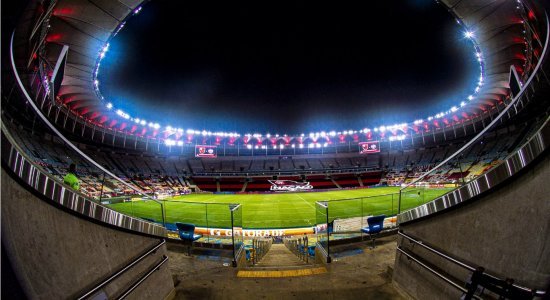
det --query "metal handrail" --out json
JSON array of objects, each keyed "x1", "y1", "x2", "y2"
[
  {"x1": 399, "y1": 231, "x2": 475, "y2": 272},
  {"x1": 116, "y1": 255, "x2": 169, "y2": 300},
  {"x1": 78, "y1": 239, "x2": 166, "y2": 300},
  {"x1": 396, "y1": 247, "x2": 482, "y2": 299},
  {"x1": 399, "y1": 231, "x2": 547, "y2": 297}
]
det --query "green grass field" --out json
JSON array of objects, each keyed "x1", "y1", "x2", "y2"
[{"x1": 108, "y1": 187, "x2": 452, "y2": 229}]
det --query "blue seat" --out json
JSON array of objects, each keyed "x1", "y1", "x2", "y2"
[
  {"x1": 308, "y1": 245, "x2": 315, "y2": 257},
  {"x1": 361, "y1": 215, "x2": 386, "y2": 249},
  {"x1": 175, "y1": 222, "x2": 202, "y2": 241},
  {"x1": 175, "y1": 223, "x2": 202, "y2": 255}
]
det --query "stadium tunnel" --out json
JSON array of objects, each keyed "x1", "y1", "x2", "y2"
[{"x1": 2, "y1": 0, "x2": 550, "y2": 298}]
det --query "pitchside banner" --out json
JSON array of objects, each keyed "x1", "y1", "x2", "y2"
[
  {"x1": 359, "y1": 141, "x2": 380, "y2": 154},
  {"x1": 195, "y1": 145, "x2": 217, "y2": 158}
]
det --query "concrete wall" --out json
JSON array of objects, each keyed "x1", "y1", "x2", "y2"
[
  {"x1": 1, "y1": 169, "x2": 175, "y2": 299},
  {"x1": 393, "y1": 154, "x2": 550, "y2": 299}
]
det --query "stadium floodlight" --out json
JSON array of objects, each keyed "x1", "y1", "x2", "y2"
[
  {"x1": 460, "y1": 101, "x2": 466, "y2": 107},
  {"x1": 299, "y1": 144, "x2": 304, "y2": 149},
  {"x1": 166, "y1": 126, "x2": 173, "y2": 131},
  {"x1": 323, "y1": 142, "x2": 328, "y2": 147},
  {"x1": 279, "y1": 144, "x2": 284, "y2": 149},
  {"x1": 106, "y1": 102, "x2": 113, "y2": 109},
  {"x1": 379, "y1": 126, "x2": 386, "y2": 132},
  {"x1": 116, "y1": 109, "x2": 130, "y2": 119},
  {"x1": 291, "y1": 144, "x2": 295, "y2": 148},
  {"x1": 247, "y1": 144, "x2": 252, "y2": 149},
  {"x1": 177, "y1": 141, "x2": 184, "y2": 146},
  {"x1": 451, "y1": 106, "x2": 458, "y2": 112},
  {"x1": 140, "y1": 120, "x2": 146, "y2": 126},
  {"x1": 464, "y1": 31, "x2": 474, "y2": 38}
]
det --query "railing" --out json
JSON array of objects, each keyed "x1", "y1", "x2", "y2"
[
  {"x1": 192, "y1": 166, "x2": 381, "y2": 177},
  {"x1": 284, "y1": 235, "x2": 313, "y2": 263},
  {"x1": 315, "y1": 201, "x2": 331, "y2": 263},
  {"x1": 78, "y1": 239, "x2": 167, "y2": 300},
  {"x1": 398, "y1": 232, "x2": 546, "y2": 299},
  {"x1": 248, "y1": 237, "x2": 272, "y2": 265},
  {"x1": 116, "y1": 256, "x2": 169, "y2": 300},
  {"x1": 230, "y1": 204, "x2": 245, "y2": 267}
]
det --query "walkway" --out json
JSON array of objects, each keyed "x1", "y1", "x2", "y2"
[{"x1": 167, "y1": 235, "x2": 404, "y2": 300}]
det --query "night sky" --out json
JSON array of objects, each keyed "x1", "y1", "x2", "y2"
[{"x1": 99, "y1": 0, "x2": 478, "y2": 134}]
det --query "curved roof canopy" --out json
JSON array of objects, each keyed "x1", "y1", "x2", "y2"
[{"x1": 37, "y1": 0, "x2": 540, "y2": 139}]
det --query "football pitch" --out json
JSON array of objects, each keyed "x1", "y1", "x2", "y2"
[{"x1": 108, "y1": 187, "x2": 452, "y2": 229}]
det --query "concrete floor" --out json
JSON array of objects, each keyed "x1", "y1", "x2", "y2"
[{"x1": 167, "y1": 235, "x2": 405, "y2": 300}]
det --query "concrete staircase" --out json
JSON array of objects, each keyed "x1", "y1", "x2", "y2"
[
  {"x1": 330, "y1": 177, "x2": 342, "y2": 189},
  {"x1": 237, "y1": 244, "x2": 326, "y2": 278},
  {"x1": 255, "y1": 244, "x2": 308, "y2": 268}
]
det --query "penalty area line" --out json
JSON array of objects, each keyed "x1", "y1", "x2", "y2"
[{"x1": 296, "y1": 194, "x2": 316, "y2": 210}]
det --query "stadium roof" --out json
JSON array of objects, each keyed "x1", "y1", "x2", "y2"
[{"x1": 35, "y1": 0, "x2": 535, "y2": 139}]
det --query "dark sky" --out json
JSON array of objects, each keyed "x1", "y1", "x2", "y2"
[{"x1": 99, "y1": 0, "x2": 478, "y2": 134}]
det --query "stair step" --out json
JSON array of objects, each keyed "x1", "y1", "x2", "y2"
[
  {"x1": 254, "y1": 244, "x2": 307, "y2": 267},
  {"x1": 237, "y1": 266, "x2": 327, "y2": 278}
]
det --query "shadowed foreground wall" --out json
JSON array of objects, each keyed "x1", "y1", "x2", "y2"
[
  {"x1": 393, "y1": 154, "x2": 550, "y2": 299},
  {"x1": 1, "y1": 169, "x2": 175, "y2": 299}
]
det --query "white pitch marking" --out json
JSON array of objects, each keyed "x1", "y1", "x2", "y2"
[{"x1": 296, "y1": 194, "x2": 316, "y2": 210}]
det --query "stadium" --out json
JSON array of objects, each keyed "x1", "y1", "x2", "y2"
[{"x1": 1, "y1": 0, "x2": 549, "y2": 299}]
